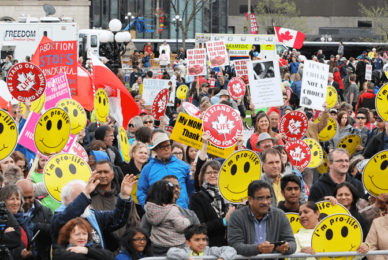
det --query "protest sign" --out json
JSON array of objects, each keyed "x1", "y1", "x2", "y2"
[
  {"x1": 94, "y1": 88, "x2": 109, "y2": 123},
  {"x1": 69, "y1": 142, "x2": 88, "y2": 162},
  {"x1": 45, "y1": 73, "x2": 71, "y2": 110},
  {"x1": 363, "y1": 150, "x2": 388, "y2": 197},
  {"x1": 209, "y1": 78, "x2": 216, "y2": 88},
  {"x1": 300, "y1": 60, "x2": 329, "y2": 110},
  {"x1": 206, "y1": 41, "x2": 229, "y2": 67},
  {"x1": 152, "y1": 88, "x2": 169, "y2": 120},
  {"x1": 227, "y1": 77, "x2": 246, "y2": 100},
  {"x1": 44, "y1": 153, "x2": 91, "y2": 202},
  {"x1": 38, "y1": 41, "x2": 78, "y2": 93},
  {"x1": 131, "y1": 175, "x2": 140, "y2": 204},
  {"x1": 247, "y1": 60, "x2": 283, "y2": 108},
  {"x1": 18, "y1": 112, "x2": 43, "y2": 154},
  {"x1": 177, "y1": 85, "x2": 189, "y2": 100},
  {"x1": 286, "y1": 213, "x2": 303, "y2": 234},
  {"x1": 203, "y1": 104, "x2": 243, "y2": 148},
  {"x1": 314, "y1": 117, "x2": 338, "y2": 142},
  {"x1": 249, "y1": 13, "x2": 258, "y2": 34},
  {"x1": 187, "y1": 49, "x2": 206, "y2": 76},
  {"x1": 336, "y1": 134, "x2": 361, "y2": 156},
  {"x1": 142, "y1": 79, "x2": 176, "y2": 106},
  {"x1": 285, "y1": 140, "x2": 311, "y2": 170},
  {"x1": 118, "y1": 126, "x2": 130, "y2": 163},
  {"x1": 34, "y1": 107, "x2": 71, "y2": 156},
  {"x1": 376, "y1": 83, "x2": 388, "y2": 123},
  {"x1": 279, "y1": 111, "x2": 308, "y2": 142},
  {"x1": 0, "y1": 111, "x2": 18, "y2": 162},
  {"x1": 7, "y1": 62, "x2": 46, "y2": 102},
  {"x1": 317, "y1": 150, "x2": 329, "y2": 174},
  {"x1": 218, "y1": 150, "x2": 261, "y2": 203},
  {"x1": 304, "y1": 138, "x2": 323, "y2": 168},
  {"x1": 234, "y1": 59, "x2": 249, "y2": 77},
  {"x1": 182, "y1": 102, "x2": 202, "y2": 118},
  {"x1": 326, "y1": 85, "x2": 338, "y2": 109},
  {"x1": 170, "y1": 113, "x2": 235, "y2": 159},
  {"x1": 164, "y1": 126, "x2": 173, "y2": 133},
  {"x1": 19, "y1": 93, "x2": 45, "y2": 115},
  {"x1": 316, "y1": 201, "x2": 350, "y2": 218},
  {"x1": 311, "y1": 214, "x2": 362, "y2": 260},
  {"x1": 56, "y1": 98, "x2": 87, "y2": 135},
  {"x1": 365, "y1": 65, "x2": 372, "y2": 80}
]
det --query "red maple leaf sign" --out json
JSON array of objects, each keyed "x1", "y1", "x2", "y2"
[{"x1": 280, "y1": 30, "x2": 293, "y2": 41}]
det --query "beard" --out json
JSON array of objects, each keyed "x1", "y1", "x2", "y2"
[{"x1": 80, "y1": 206, "x2": 91, "y2": 218}]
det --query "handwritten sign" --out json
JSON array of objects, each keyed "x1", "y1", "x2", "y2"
[
  {"x1": 206, "y1": 40, "x2": 229, "y2": 67},
  {"x1": 187, "y1": 49, "x2": 206, "y2": 76},
  {"x1": 234, "y1": 59, "x2": 249, "y2": 77}
]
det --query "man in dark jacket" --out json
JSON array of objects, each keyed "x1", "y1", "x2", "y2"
[
  {"x1": 363, "y1": 122, "x2": 388, "y2": 159},
  {"x1": 308, "y1": 148, "x2": 364, "y2": 202},
  {"x1": 338, "y1": 57, "x2": 347, "y2": 79},
  {"x1": 94, "y1": 125, "x2": 124, "y2": 167},
  {"x1": 356, "y1": 82, "x2": 376, "y2": 112},
  {"x1": 16, "y1": 180, "x2": 52, "y2": 260},
  {"x1": 328, "y1": 73, "x2": 340, "y2": 96},
  {"x1": 129, "y1": 66, "x2": 142, "y2": 88},
  {"x1": 356, "y1": 57, "x2": 367, "y2": 90}
]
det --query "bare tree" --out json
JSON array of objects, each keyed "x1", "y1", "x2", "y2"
[{"x1": 359, "y1": 3, "x2": 388, "y2": 41}]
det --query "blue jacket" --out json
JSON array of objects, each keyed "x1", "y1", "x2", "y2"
[
  {"x1": 215, "y1": 77, "x2": 229, "y2": 90},
  {"x1": 137, "y1": 155, "x2": 194, "y2": 209},
  {"x1": 289, "y1": 62, "x2": 299, "y2": 74},
  {"x1": 16, "y1": 118, "x2": 36, "y2": 169},
  {"x1": 291, "y1": 80, "x2": 302, "y2": 98},
  {"x1": 142, "y1": 56, "x2": 150, "y2": 68},
  {"x1": 50, "y1": 192, "x2": 132, "y2": 248},
  {"x1": 338, "y1": 61, "x2": 347, "y2": 79},
  {"x1": 115, "y1": 250, "x2": 147, "y2": 260}
]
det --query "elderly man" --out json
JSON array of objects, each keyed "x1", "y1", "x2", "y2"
[
  {"x1": 16, "y1": 179, "x2": 52, "y2": 260},
  {"x1": 137, "y1": 133, "x2": 194, "y2": 209},
  {"x1": 255, "y1": 133, "x2": 275, "y2": 156},
  {"x1": 50, "y1": 172, "x2": 136, "y2": 247},
  {"x1": 228, "y1": 180, "x2": 296, "y2": 256}
]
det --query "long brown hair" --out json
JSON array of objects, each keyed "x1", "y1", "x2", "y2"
[
  {"x1": 337, "y1": 111, "x2": 349, "y2": 127},
  {"x1": 11, "y1": 151, "x2": 29, "y2": 178},
  {"x1": 57, "y1": 217, "x2": 92, "y2": 245},
  {"x1": 254, "y1": 113, "x2": 275, "y2": 138}
]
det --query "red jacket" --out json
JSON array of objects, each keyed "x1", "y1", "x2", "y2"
[{"x1": 333, "y1": 71, "x2": 344, "y2": 90}]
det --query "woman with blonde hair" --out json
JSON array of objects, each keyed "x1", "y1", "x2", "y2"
[
  {"x1": 142, "y1": 115, "x2": 155, "y2": 129},
  {"x1": 127, "y1": 116, "x2": 144, "y2": 144}
]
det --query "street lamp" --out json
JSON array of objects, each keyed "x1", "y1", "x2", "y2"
[
  {"x1": 171, "y1": 14, "x2": 182, "y2": 56},
  {"x1": 125, "y1": 12, "x2": 135, "y2": 23},
  {"x1": 99, "y1": 19, "x2": 132, "y2": 74},
  {"x1": 320, "y1": 35, "x2": 332, "y2": 42}
]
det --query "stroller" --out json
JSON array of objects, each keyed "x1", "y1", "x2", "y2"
[{"x1": 371, "y1": 69, "x2": 388, "y2": 90}]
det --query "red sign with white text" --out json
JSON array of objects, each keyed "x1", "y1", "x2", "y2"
[
  {"x1": 182, "y1": 102, "x2": 201, "y2": 118},
  {"x1": 152, "y1": 88, "x2": 169, "y2": 120},
  {"x1": 206, "y1": 41, "x2": 228, "y2": 67},
  {"x1": 187, "y1": 49, "x2": 206, "y2": 76},
  {"x1": 7, "y1": 62, "x2": 46, "y2": 102},
  {"x1": 227, "y1": 77, "x2": 246, "y2": 100},
  {"x1": 279, "y1": 111, "x2": 309, "y2": 142},
  {"x1": 250, "y1": 13, "x2": 258, "y2": 34},
  {"x1": 285, "y1": 140, "x2": 311, "y2": 170},
  {"x1": 202, "y1": 104, "x2": 243, "y2": 148},
  {"x1": 164, "y1": 126, "x2": 173, "y2": 133}
]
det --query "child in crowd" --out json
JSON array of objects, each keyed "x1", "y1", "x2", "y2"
[
  {"x1": 115, "y1": 228, "x2": 154, "y2": 260},
  {"x1": 166, "y1": 224, "x2": 237, "y2": 260}
]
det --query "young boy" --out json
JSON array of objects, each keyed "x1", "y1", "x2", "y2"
[{"x1": 167, "y1": 224, "x2": 237, "y2": 260}]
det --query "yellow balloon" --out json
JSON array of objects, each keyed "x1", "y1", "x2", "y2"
[
  {"x1": 316, "y1": 200, "x2": 350, "y2": 220},
  {"x1": 56, "y1": 98, "x2": 87, "y2": 135},
  {"x1": 0, "y1": 110, "x2": 18, "y2": 162},
  {"x1": 363, "y1": 150, "x2": 388, "y2": 197},
  {"x1": 317, "y1": 150, "x2": 329, "y2": 174},
  {"x1": 311, "y1": 214, "x2": 363, "y2": 260},
  {"x1": 19, "y1": 93, "x2": 46, "y2": 115},
  {"x1": 177, "y1": 85, "x2": 189, "y2": 100},
  {"x1": 305, "y1": 138, "x2": 323, "y2": 168},
  {"x1": 326, "y1": 85, "x2": 338, "y2": 109},
  {"x1": 376, "y1": 83, "x2": 388, "y2": 123},
  {"x1": 314, "y1": 116, "x2": 338, "y2": 142},
  {"x1": 336, "y1": 134, "x2": 361, "y2": 156},
  {"x1": 119, "y1": 126, "x2": 130, "y2": 163},
  {"x1": 94, "y1": 89, "x2": 109, "y2": 123},
  {"x1": 218, "y1": 150, "x2": 262, "y2": 203},
  {"x1": 285, "y1": 213, "x2": 303, "y2": 234}
]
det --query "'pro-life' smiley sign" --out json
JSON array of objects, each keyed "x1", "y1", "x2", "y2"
[{"x1": 363, "y1": 150, "x2": 388, "y2": 197}]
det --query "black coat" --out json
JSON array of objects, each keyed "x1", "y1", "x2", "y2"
[
  {"x1": 1, "y1": 209, "x2": 22, "y2": 260},
  {"x1": 356, "y1": 61, "x2": 366, "y2": 76},
  {"x1": 363, "y1": 131, "x2": 386, "y2": 159},
  {"x1": 189, "y1": 189, "x2": 227, "y2": 247},
  {"x1": 52, "y1": 244, "x2": 114, "y2": 260},
  {"x1": 349, "y1": 205, "x2": 369, "y2": 241},
  {"x1": 330, "y1": 81, "x2": 340, "y2": 96}
]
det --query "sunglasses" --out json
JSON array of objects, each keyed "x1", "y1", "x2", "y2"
[
  {"x1": 144, "y1": 121, "x2": 153, "y2": 124},
  {"x1": 128, "y1": 124, "x2": 135, "y2": 127},
  {"x1": 356, "y1": 117, "x2": 366, "y2": 120}
]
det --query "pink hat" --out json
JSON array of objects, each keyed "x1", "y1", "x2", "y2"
[{"x1": 139, "y1": 109, "x2": 148, "y2": 115}]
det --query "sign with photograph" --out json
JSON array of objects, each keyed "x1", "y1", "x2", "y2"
[
  {"x1": 206, "y1": 40, "x2": 229, "y2": 67},
  {"x1": 187, "y1": 49, "x2": 206, "y2": 76}
]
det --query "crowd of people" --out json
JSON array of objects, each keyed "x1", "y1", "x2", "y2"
[{"x1": 1, "y1": 43, "x2": 388, "y2": 260}]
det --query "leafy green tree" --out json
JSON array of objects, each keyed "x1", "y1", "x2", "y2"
[{"x1": 359, "y1": 3, "x2": 388, "y2": 41}]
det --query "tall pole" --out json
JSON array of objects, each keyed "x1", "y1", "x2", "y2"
[
  {"x1": 156, "y1": 0, "x2": 159, "y2": 39},
  {"x1": 176, "y1": 23, "x2": 178, "y2": 55},
  {"x1": 248, "y1": 0, "x2": 251, "y2": 33}
]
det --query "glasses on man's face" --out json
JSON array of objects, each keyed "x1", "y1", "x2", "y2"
[
  {"x1": 251, "y1": 196, "x2": 273, "y2": 202},
  {"x1": 205, "y1": 171, "x2": 218, "y2": 176},
  {"x1": 172, "y1": 152, "x2": 183, "y2": 156},
  {"x1": 158, "y1": 144, "x2": 171, "y2": 150},
  {"x1": 128, "y1": 124, "x2": 134, "y2": 128},
  {"x1": 133, "y1": 238, "x2": 147, "y2": 243},
  {"x1": 356, "y1": 117, "x2": 366, "y2": 120},
  {"x1": 144, "y1": 121, "x2": 153, "y2": 124},
  {"x1": 333, "y1": 159, "x2": 350, "y2": 164}
]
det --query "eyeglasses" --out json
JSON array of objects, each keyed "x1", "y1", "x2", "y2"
[
  {"x1": 172, "y1": 152, "x2": 183, "y2": 156},
  {"x1": 158, "y1": 144, "x2": 171, "y2": 150},
  {"x1": 128, "y1": 124, "x2": 135, "y2": 128},
  {"x1": 144, "y1": 121, "x2": 153, "y2": 124},
  {"x1": 133, "y1": 238, "x2": 147, "y2": 242},
  {"x1": 356, "y1": 117, "x2": 366, "y2": 120},
  {"x1": 283, "y1": 98, "x2": 288, "y2": 100},
  {"x1": 333, "y1": 159, "x2": 350, "y2": 164},
  {"x1": 251, "y1": 196, "x2": 273, "y2": 202},
  {"x1": 205, "y1": 171, "x2": 218, "y2": 176}
]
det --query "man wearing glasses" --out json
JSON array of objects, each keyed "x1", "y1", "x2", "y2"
[
  {"x1": 137, "y1": 133, "x2": 194, "y2": 209},
  {"x1": 228, "y1": 180, "x2": 296, "y2": 256},
  {"x1": 308, "y1": 148, "x2": 364, "y2": 202}
]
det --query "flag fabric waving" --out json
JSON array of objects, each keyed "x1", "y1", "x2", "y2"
[{"x1": 274, "y1": 26, "x2": 305, "y2": 49}]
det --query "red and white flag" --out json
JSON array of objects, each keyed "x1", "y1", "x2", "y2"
[
  {"x1": 274, "y1": 26, "x2": 305, "y2": 49},
  {"x1": 244, "y1": 13, "x2": 258, "y2": 34}
]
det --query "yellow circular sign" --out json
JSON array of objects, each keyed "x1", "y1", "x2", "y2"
[
  {"x1": 43, "y1": 153, "x2": 92, "y2": 202},
  {"x1": 304, "y1": 138, "x2": 323, "y2": 168},
  {"x1": 56, "y1": 99, "x2": 87, "y2": 135},
  {"x1": 311, "y1": 214, "x2": 363, "y2": 260},
  {"x1": 316, "y1": 200, "x2": 350, "y2": 220},
  {"x1": 131, "y1": 175, "x2": 140, "y2": 204},
  {"x1": 177, "y1": 85, "x2": 189, "y2": 100},
  {"x1": 139, "y1": 83, "x2": 143, "y2": 95},
  {"x1": 326, "y1": 85, "x2": 338, "y2": 109},
  {"x1": 34, "y1": 107, "x2": 71, "y2": 156},
  {"x1": 314, "y1": 116, "x2": 338, "y2": 142},
  {"x1": 317, "y1": 150, "x2": 329, "y2": 174},
  {"x1": 94, "y1": 89, "x2": 109, "y2": 123},
  {"x1": 336, "y1": 134, "x2": 361, "y2": 156},
  {"x1": 376, "y1": 83, "x2": 388, "y2": 123},
  {"x1": 363, "y1": 150, "x2": 388, "y2": 197},
  {"x1": 0, "y1": 110, "x2": 18, "y2": 162},
  {"x1": 19, "y1": 93, "x2": 46, "y2": 115},
  {"x1": 286, "y1": 213, "x2": 303, "y2": 234},
  {"x1": 218, "y1": 150, "x2": 262, "y2": 203},
  {"x1": 119, "y1": 126, "x2": 130, "y2": 163}
]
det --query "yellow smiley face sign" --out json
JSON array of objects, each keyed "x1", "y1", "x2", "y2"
[
  {"x1": 336, "y1": 134, "x2": 361, "y2": 156},
  {"x1": 131, "y1": 175, "x2": 140, "y2": 204},
  {"x1": 363, "y1": 150, "x2": 388, "y2": 197},
  {"x1": 44, "y1": 153, "x2": 92, "y2": 202},
  {"x1": 0, "y1": 111, "x2": 18, "y2": 162},
  {"x1": 314, "y1": 117, "x2": 338, "y2": 142},
  {"x1": 177, "y1": 85, "x2": 189, "y2": 100},
  {"x1": 94, "y1": 89, "x2": 109, "y2": 123},
  {"x1": 316, "y1": 200, "x2": 350, "y2": 220},
  {"x1": 56, "y1": 99, "x2": 87, "y2": 135},
  {"x1": 286, "y1": 213, "x2": 303, "y2": 234},
  {"x1": 376, "y1": 83, "x2": 388, "y2": 123},
  {"x1": 326, "y1": 85, "x2": 338, "y2": 109},
  {"x1": 34, "y1": 108, "x2": 71, "y2": 156},
  {"x1": 139, "y1": 83, "x2": 143, "y2": 95},
  {"x1": 317, "y1": 150, "x2": 329, "y2": 174},
  {"x1": 19, "y1": 93, "x2": 46, "y2": 115},
  {"x1": 311, "y1": 214, "x2": 363, "y2": 260},
  {"x1": 119, "y1": 126, "x2": 130, "y2": 163},
  {"x1": 218, "y1": 150, "x2": 262, "y2": 203},
  {"x1": 304, "y1": 138, "x2": 323, "y2": 169}
]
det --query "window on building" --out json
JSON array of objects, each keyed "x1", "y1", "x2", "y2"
[
  {"x1": 358, "y1": 21, "x2": 372, "y2": 28},
  {"x1": 228, "y1": 26, "x2": 235, "y2": 34},
  {"x1": 91, "y1": 35, "x2": 98, "y2": 47},
  {"x1": 240, "y1": 5, "x2": 248, "y2": 15}
]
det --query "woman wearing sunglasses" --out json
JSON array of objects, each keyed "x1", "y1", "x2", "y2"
[
  {"x1": 142, "y1": 115, "x2": 155, "y2": 129},
  {"x1": 127, "y1": 116, "x2": 144, "y2": 145}
]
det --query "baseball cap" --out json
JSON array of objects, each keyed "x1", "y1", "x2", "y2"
[
  {"x1": 139, "y1": 109, "x2": 148, "y2": 116},
  {"x1": 150, "y1": 133, "x2": 170, "y2": 150},
  {"x1": 329, "y1": 109, "x2": 338, "y2": 114}
]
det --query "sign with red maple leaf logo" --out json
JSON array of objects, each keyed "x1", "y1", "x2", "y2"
[
  {"x1": 151, "y1": 88, "x2": 169, "y2": 120},
  {"x1": 202, "y1": 104, "x2": 243, "y2": 148},
  {"x1": 279, "y1": 111, "x2": 309, "y2": 142},
  {"x1": 227, "y1": 77, "x2": 246, "y2": 100},
  {"x1": 6, "y1": 62, "x2": 46, "y2": 102},
  {"x1": 285, "y1": 140, "x2": 311, "y2": 170},
  {"x1": 182, "y1": 102, "x2": 202, "y2": 118}
]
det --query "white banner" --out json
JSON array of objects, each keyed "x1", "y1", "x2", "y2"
[
  {"x1": 142, "y1": 79, "x2": 176, "y2": 106},
  {"x1": 365, "y1": 65, "x2": 372, "y2": 80},
  {"x1": 300, "y1": 60, "x2": 329, "y2": 110},
  {"x1": 247, "y1": 60, "x2": 283, "y2": 108},
  {"x1": 234, "y1": 59, "x2": 249, "y2": 77}
]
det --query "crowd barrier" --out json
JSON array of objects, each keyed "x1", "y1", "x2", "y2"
[{"x1": 142, "y1": 250, "x2": 388, "y2": 260}]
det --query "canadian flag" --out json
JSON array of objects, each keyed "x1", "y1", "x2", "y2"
[{"x1": 274, "y1": 26, "x2": 305, "y2": 49}]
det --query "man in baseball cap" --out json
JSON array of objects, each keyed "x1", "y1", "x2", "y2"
[{"x1": 138, "y1": 109, "x2": 148, "y2": 118}]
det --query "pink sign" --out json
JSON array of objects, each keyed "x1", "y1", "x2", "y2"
[
  {"x1": 182, "y1": 102, "x2": 201, "y2": 118},
  {"x1": 206, "y1": 41, "x2": 228, "y2": 67},
  {"x1": 70, "y1": 142, "x2": 88, "y2": 162},
  {"x1": 187, "y1": 49, "x2": 206, "y2": 76},
  {"x1": 44, "y1": 73, "x2": 71, "y2": 110}
]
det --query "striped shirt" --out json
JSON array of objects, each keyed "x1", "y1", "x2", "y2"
[{"x1": 251, "y1": 210, "x2": 268, "y2": 244}]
